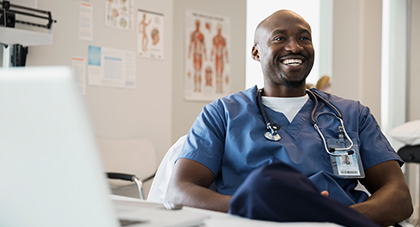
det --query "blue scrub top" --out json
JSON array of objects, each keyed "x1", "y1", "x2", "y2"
[{"x1": 178, "y1": 86, "x2": 403, "y2": 205}]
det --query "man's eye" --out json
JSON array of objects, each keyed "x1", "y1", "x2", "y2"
[
  {"x1": 300, "y1": 37, "x2": 311, "y2": 41},
  {"x1": 274, "y1": 37, "x2": 285, "y2": 41}
]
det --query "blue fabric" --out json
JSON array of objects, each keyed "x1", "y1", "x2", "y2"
[
  {"x1": 308, "y1": 171, "x2": 369, "y2": 206},
  {"x1": 178, "y1": 85, "x2": 403, "y2": 205},
  {"x1": 228, "y1": 162, "x2": 380, "y2": 227}
]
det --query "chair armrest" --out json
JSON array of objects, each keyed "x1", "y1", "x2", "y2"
[
  {"x1": 398, "y1": 145, "x2": 420, "y2": 163},
  {"x1": 107, "y1": 172, "x2": 137, "y2": 182},
  {"x1": 106, "y1": 172, "x2": 156, "y2": 200}
]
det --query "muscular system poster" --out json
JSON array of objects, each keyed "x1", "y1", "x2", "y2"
[{"x1": 184, "y1": 10, "x2": 231, "y2": 101}]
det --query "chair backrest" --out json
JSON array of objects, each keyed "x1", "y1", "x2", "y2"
[
  {"x1": 147, "y1": 135, "x2": 187, "y2": 203},
  {"x1": 98, "y1": 138, "x2": 157, "y2": 186}
]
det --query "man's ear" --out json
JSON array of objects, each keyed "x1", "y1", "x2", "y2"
[{"x1": 251, "y1": 44, "x2": 260, "y2": 61}]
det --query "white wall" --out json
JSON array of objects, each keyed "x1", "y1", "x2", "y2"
[
  {"x1": 20, "y1": 0, "x2": 174, "y2": 162},
  {"x1": 0, "y1": 0, "x2": 248, "y2": 164},
  {"x1": 332, "y1": 0, "x2": 383, "y2": 122},
  {"x1": 408, "y1": 0, "x2": 420, "y2": 121},
  {"x1": 406, "y1": 1, "x2": 420, "y2": 224}
]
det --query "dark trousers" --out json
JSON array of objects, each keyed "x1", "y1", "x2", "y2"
[{"x1": 228, "y1": 162, "x2": 380, "y2": 227}]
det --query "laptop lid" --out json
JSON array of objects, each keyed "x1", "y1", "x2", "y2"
[{"x1": 0, "y1": 66, "x2": 119, "y2": 227}]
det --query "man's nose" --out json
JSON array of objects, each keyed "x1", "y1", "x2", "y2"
[{"x1": 284, "y1": 39, "x2": 303, "y2": 53}]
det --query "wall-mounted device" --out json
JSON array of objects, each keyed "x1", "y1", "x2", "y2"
[{"x1": 0, "y1": 0, "x2": 56, "y2": 67}]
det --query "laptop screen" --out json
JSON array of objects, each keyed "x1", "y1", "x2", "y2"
[{"x1": 0, "y1": 66, "x2": 119, "y2": 227}]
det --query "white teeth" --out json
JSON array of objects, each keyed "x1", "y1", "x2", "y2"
[{"x1": 283, "y1": 59, "x2": 302, "y2": 65}]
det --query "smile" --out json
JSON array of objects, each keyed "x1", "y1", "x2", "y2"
[{"x1": 282, "y1": 59, "x2": 302, "y2": 66}]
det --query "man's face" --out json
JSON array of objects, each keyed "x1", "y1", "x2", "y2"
[{"x1": 254, "y1": 11, "x2": 315, "y2": 89}]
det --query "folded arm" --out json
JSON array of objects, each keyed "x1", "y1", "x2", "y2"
[
  {"x1": 350, "y1": 160, "x2": 413, "y2": 226},
  {"x1": 165, "y1": 158, "x2": 232, "y2": 212}
]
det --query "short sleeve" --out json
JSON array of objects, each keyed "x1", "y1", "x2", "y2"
[
  {"x1": 358, "y1": 105, "x2": 403, "y2": 169},
  {"x1": 177, "y1": 101, "x2": 227, "y2": 177}
]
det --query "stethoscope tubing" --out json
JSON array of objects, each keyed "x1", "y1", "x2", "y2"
[
  {"x1": 313, "y1": 115, "x2": 354, "y2": 156},
  {"x1": 257, "y1": 88, "x2": 354, "y2": 156}
]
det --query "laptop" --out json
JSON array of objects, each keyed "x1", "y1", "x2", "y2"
[{"x1": 0, "y1": 66, "x2": 207, "y2": 227}]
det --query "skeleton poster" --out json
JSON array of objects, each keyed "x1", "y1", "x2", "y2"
[{"x1": 184, "y1": 10, "x2": 231, "y2": 101}]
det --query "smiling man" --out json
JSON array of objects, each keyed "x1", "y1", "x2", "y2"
[
  {"x1": 253, "y1": 10, "x2": 314, "y2": 95},
  {"x1": 166, "y1": 10, "x2": 412, "y2": 227}
]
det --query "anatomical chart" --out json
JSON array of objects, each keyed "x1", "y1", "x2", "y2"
[
  {"x1": 105, "y1": 0, "x2": 134, "y2": 30},
  {"x1": 137, "y1": 9, "x2": 164, "y2": 60},
  {"x1": 184, "y1": 10, "x2": 231, "y2": 101}
]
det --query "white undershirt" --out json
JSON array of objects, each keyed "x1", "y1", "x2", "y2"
[{"x1": 261, "y1": 94, "x2": 309, "y2": 123}]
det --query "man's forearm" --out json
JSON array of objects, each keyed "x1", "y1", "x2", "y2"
[
  {"x1": 350, "y1": 185, "x2": 413, "y2": 226},
  {"x1": 166, "y1": 182, "x2": 232, "y2": 212},
  {"x1": 352, "y1": 161, "x2": 414, "y2": 226}
]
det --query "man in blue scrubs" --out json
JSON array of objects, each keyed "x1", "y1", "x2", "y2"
[{"x1": 166, "y1": 10, "x2": 413, "y2": 227}]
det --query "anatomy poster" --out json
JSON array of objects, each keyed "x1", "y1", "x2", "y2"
[
  {"x1": 184, "y1": 10, "x2": 231, "y2": 101},
  {"x1": 105, "y1": 0, "x2": 134, "y2": 30},
  {"x1": 137, "y1": 9, "x2": 164, "y2": 60}
]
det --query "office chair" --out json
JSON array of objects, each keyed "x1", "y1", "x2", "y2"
[
  {"x1": 147, "y1": 135, "x2": 217, "y2": 202},
  {"x1": 98, "y1": 138, "x2": 158, "y2": 200},
  {"x1": 148, "y1": 135, "x2": 187, "y2": 203}
]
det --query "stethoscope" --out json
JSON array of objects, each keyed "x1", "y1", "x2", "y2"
[{"x1": 257, "y1": 88, "x2": 354, "y2": 157}]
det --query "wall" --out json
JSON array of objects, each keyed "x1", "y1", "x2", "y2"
[
  {"x1": 4, "y1": 0, "x2": 247, "y2": 161},
  {"x1": 406, "y1": 0, "x2": 420, "y2": 224},
  {"x1": 332, "y1": 0, "x2": 383, "y2": 122},
  {"x1": 23, "y1": 0, "x2": 174, "y2": 162},
  {"x1": 171, "y1": 0, "x2": 247, "y2": 142},
  {"x1": 408, "y1": 0, "x2": 420, "y2": 121}
]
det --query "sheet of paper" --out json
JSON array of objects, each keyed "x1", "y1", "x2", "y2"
[
  {"x1": 79, "y1": 1, "x2": 93, "y2": 41},
  {"x1": 71, "y1": 56, "x2": 86, "y2": 95},
  {"x1": 204, "y1": 217, "x2": 341, "y2": 227},
  {"x1": 87, "y1": 46, "x2": 136, "y2": 89}
]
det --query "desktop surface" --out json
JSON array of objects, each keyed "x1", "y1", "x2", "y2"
[{"x1": 111, "y1": 195, "x2": 342, "y2": 227}]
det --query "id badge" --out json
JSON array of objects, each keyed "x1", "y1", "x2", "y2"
[{"x1": 328, "y1": 139, "x2": 365, "y2": 179}]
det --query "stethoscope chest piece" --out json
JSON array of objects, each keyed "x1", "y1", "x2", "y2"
[
  {"x1": 264, "y1": 131, "x2": 281, "y2": 141},
  {"x1": 264, "y1": 122, "x2": 281, "y2": 141}
]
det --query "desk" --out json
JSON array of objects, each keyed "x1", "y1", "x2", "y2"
[{"x1": 111, "y1": 195, "x2": 342, "y2": 227}]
